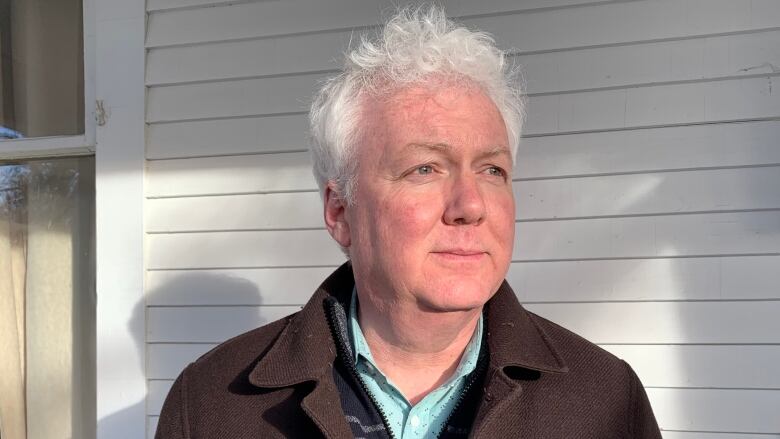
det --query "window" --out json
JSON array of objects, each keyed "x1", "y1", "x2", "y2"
[
  {"x1": 0, "y1": 0, "x2": 84, "y2": 140},
  {"x1": 0, "y1": 156, "x2": 95, "y2": 439}
]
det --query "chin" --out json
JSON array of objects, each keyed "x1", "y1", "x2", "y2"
[{"x1": 417, "y1": 277, "x2": 499, "y2": 313}]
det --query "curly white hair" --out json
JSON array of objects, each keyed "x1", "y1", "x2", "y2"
[{"x1": 309, "y1": 5, "x2": 525, "y2": 204}]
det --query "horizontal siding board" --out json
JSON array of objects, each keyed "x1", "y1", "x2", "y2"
[
  {"x1": 147, "y1": 211, "x2": 780, "y2": 269},
  {"x1": 518, "y1": 166, "x2": 780, "y2": 220},
  {"x1": 472, "y1": 0, "x2": 780, "y2": 53},
  {"x1": 145, "y1": 266, "x2": 335, "y2": 305},
  {"x1": 147, "y1": 0, "x2": 601, "y2": 13},
  {"x1": 517, "y1": 120, "x2": 780, "y2": 179},
  {"x1": 146, "y1": 229, "x2": 345, "y2": 269},
  {"x1": 511, "y1": 255, "x2": 780, "y2": 302},
  {"x1": 146, "y1": 0, "x2": 780, "y2": 49},
  {"x1": 146, "y1": 73, "x2": 324, "y2": 123},
  {"x1": 520, "y1": 29, "x2": 780, "y2": 95},
  {"x1": 627, "y1": 77, "x2": 777, "y2": 126},
  {"x1": 147, "y1": 305, "x2": 299, "y2": 343},
  {"x1": 720, "y1": 256, "x2": 780, "y2": 300},
  {"x1": 517, "y1": 211, "x2": 780, "y2": 261},
  {"x1": 146, "y1": 114, "x2": 309, "y2": 160},
  {"x1": 147, "y1": 0, "x2": 386, "y2": 47},
  {"x1": 648, "y1": 388, "x2": 780, "y2": 434},
  {"x1": 146, "y1": 166, "x2": 780, "y2": 231},
  {"x1": 147, "y1": 24, "x2": 780, "y2": 90},
  {"x1": 146, "y1": 27, "x2": 349, "y2": 86},
  {"x1": 147, "y1": 0, "x2": 254, "y2": 11},
  {"x1": 146, "y1": 191, "x2": 324, "y2": 232},
  {"x1": 606, "y1": 345, "x2": 780, "y2": 389},
  {"x1": 525, "y1": 76, "x2": 780, "y2": 135},
  {"x1": 146, "y1": 152, "x2": 315, "y2": 197},
  {"x1": 147, "y1": 343, "x2": 216, "y2": 379},
  {"x1": 147, "y1": 0, "x2": 230, "y2": 11},
  {"x1": 525, "y1": 301, "x2": 780, "y2": 344},
  {"x1": 147, "y1": 75, "x2": 780, "y2": 132}
]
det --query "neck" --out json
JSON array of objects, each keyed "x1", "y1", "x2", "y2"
[{"x1": 355, "y1": 290, "x2": 481, "y2": 405}]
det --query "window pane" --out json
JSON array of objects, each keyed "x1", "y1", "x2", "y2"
[
  {"x1": 0, "y1": 156, "x2": 95, "y2": 439},
  {"x1": 0, "y1": 0, "x2": 85, "y2": 139}
]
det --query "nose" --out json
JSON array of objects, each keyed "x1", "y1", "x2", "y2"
[{"x1": 443, "y1": 173, "x2": 487, "y2": 225}]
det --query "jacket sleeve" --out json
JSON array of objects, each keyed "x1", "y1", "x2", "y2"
[
  {"x1": 155, "y1": 367, "x2": 190, "y2": 439},
  {"x1": 624, "y1": 361, "x2": 662, "y2": 439}
]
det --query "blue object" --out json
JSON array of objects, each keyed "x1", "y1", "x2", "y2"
[{"x1": 0, "y1": 126, "x2": 24, "y2": 139}]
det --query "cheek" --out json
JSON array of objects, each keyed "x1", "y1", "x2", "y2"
[
  {"x1": 379, "y1": 191, "x2": 442, "y2": 248},
  {"x1": 491, "y1": 192, "x2": 517, "y2": 247}
]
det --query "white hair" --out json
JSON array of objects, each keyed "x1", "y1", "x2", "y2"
[{"x1": 309, "y1": 5, "x2": 525, "y2": 204}]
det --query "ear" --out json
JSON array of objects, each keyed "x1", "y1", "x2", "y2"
[{"x1": 323, "y1": 182, "x2": 351, "y2": 248}]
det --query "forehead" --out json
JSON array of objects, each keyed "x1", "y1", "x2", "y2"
[{"x1": 360, "y1": 82, "x2": 509, "y2": 158}]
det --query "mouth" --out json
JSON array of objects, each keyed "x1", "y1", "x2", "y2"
[{"x1": 431, "y1": 250, "x2": 487, "y2": 261}]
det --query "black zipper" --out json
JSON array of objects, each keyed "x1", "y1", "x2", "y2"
[
  {"x1": 435, "y1": 318, "x2": 490, "y2": 439},
  {"x1": 325, "y1": 299, "x2": 398, "y2": 439}
]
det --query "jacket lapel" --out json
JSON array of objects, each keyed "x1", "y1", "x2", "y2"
[
  {"x1": 300, "y1": 377, "x2": 356, "y2": 439},
  {"x1": 248, "y1": 263, "x2": 356, "y2": 439},
  {"x1": 472, "y1": 281, "x2": 569, "y2": 438}
]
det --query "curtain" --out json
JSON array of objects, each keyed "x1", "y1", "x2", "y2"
[
  {"x1": 24, "y1": 161, "x2": 77, "y2": 439},
  {"x1": 0, "y1": 158, "x2": 94, "y2": 439},
  {"x1": 0, "y1": 190, "x2": 27, "y2": 439}
]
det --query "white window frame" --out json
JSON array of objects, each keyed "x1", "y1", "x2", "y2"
[
  {"x1": 0, "y1": 0, "x2": 97, "y2": 160},
  {"x1": 0, "y1": 0, "x2": 147, "y2": 437}
]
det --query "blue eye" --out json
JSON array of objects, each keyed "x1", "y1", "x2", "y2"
[{"x1": 416, "y1": 165, "x2": 434, "y2": 175}]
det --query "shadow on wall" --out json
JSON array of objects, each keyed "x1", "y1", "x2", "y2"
[{"x1": 97, "y1": 272, "x2": 264, "y2": 439}]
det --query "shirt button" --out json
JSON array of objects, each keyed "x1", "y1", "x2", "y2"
[{"x1": 410, "y1": 415, "x2": 420, "y2": 428}]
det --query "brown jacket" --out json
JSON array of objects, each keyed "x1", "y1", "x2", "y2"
[{"x1": 156, "y1": 262, "x2": 661, "y2": 438}]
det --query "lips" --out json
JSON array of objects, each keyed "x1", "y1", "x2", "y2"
[
  {"x1": 435, "y1": 249, "x2": 484, "y2": 256},
  {"x1": 431, "y1": 249, "x2": 487, "y2": 261}
]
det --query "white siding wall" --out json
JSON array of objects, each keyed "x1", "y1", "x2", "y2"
[{"x1": 143, "y1": 1, "x2": 780, "y2": 437}]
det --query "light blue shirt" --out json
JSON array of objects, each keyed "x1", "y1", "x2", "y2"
[{"x1": 349, "y1": 289, "x2": 483, "y2": 438}]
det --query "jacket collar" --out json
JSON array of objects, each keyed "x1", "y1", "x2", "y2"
[
  {"x1": 248, "y1": 262, "x2": 354, "y2": 387},
  {"x1": 484, "y1": 280, "x2": 568, "y2": 374},
  {"x1": 249, "y1": 262, "x2": 567, "y2": 388}
]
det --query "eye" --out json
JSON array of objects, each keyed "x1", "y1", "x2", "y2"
[
  {"x1": 416, "y1": 164, "x2": 434, "y2": 175},
  {"x1": 485, "y1": 166, "x2": 506, "y2": 178}
]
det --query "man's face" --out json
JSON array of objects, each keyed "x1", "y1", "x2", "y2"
[{"x1": 329, "y1": 82, "x2": 515, "y2": 313}]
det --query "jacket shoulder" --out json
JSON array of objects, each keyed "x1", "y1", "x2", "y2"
[
  {"x1": 519, "y1": 311, "x2": 661, "y2": 438},
  {"x1": 155, "y1": 313, "x2": 299, "y2": 439}
]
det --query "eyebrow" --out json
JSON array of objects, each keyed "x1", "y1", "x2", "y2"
[
  {"x1": 475, "y1": 145, "x2": 512, "y2": 161},
  {"x1": 402, "y1": 143, "x2": 511, "y2": 160},
  {"x1": 402, "y1": 142, "x2": 452, "y2": 153}
]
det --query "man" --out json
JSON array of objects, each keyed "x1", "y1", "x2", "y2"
[{"x1": 156, "y1": 6, "x2": 661, "y2": 438}]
